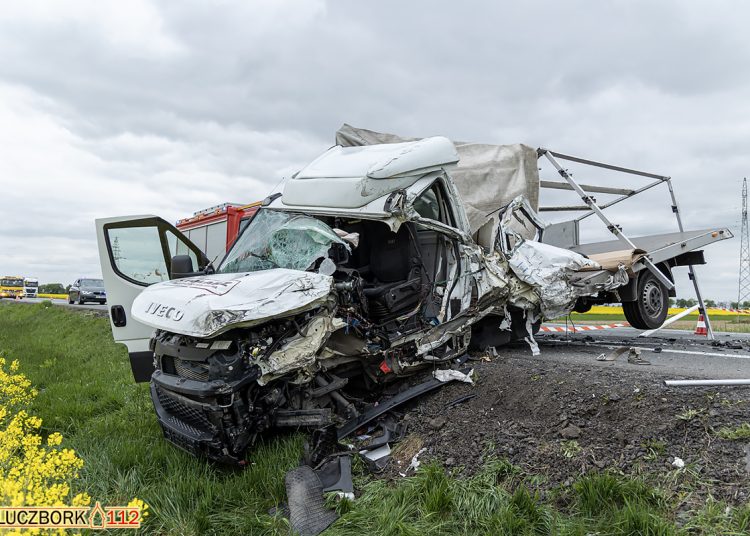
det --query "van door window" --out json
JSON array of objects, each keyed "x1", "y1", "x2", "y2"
[{"x1": 106, "y1": 226, "x2": 170, "y2": 285}]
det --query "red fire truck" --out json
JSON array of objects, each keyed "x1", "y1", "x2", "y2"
[{"x1": 175, "y1": 202, "x2": 260, "y2": 264}]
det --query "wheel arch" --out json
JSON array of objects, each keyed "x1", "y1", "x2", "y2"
[{"x1": 620, "y1": 262, "x2": 675, "y2": 302}]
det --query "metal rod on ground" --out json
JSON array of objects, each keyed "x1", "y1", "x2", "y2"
[
  {"x1": 664, "y1": 379, "x2": 750, "y2": 387},
  {"x1": 639, "y1": 304, "x2": 700, "y2": 337}
]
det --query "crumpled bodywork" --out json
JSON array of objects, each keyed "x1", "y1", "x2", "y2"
[
  {"x1": 134, "y1": 135, "x2": 634, "y2": 466},
  {"x1": 258, "y1": 313, "x2": 346, "y2": 385},
  {"x1": 496, "y1": 195, "x2": 627, "y2": 320},
  {"x1": 132, "y1": 270, "x2": 334, "y2": 338},
  {"x1": 507, "y1": 240, "x2": 598, "y2": 319}
]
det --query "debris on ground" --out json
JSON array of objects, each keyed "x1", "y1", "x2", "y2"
[
  {"x1": 284, "y1": 465, "x2": 339, "y2": 536},
  {"x1": 400, "y1": 447, "x2": 428, "y2": 477},
  {"x1": 598, "y1": 346, "x2": 650, "y2": 364},
  {"x1": 433, "y1": 368, "x2": 475, "y2": 384},
  {"x1": 401, "y1": 340, "x2": 750, "y2": 506}
]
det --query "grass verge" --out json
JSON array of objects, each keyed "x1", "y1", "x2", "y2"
[{"x1": 0, "y1": 302, "x2": 747, "y2": 535}]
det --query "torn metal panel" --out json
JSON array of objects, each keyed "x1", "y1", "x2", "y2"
[
  {"x1": 507, "y1": 240, "x2": 600, "y2": 319},
  {"x1": 497, "y1": 195, "x2": 548, "y2": 254},
  {"x1": 258, "y1": 315, "x2": 346, "y2": 385}
]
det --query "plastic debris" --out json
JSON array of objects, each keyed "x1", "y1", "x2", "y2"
[
  {"x1": 360, "y1": 444, "x2": 391, "y2": 461},
  {"x1": 433, "y1": 368, "x2": 474, "y2": 384},
  {"x1": 600, "y1": 346, "x2": 650, "y2": 365},
  {"x1": 400, "y1": 447, "x2": 428, "y2": 477},
  {"x1": 672, "y1": 457, "x2": 685, "y2": 469}
]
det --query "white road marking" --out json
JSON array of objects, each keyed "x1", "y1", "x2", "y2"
[{"x1": 603, "y1": 344, "x2": 750, "y2": 360}]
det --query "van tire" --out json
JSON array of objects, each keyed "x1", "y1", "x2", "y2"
[{"x1": 623, "y1": 271, "x2": 669, "y2": 330}]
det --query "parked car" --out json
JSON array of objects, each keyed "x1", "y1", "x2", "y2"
[{"x1": 68, "y1": 278, "x2": 107, "y2": 304}]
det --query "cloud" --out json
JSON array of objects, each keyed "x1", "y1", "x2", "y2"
[{"x1": 0, "y1": 0, "x2": 746, "y2": 302}]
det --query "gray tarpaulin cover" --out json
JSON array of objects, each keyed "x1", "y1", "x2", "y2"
[{"x1": 335, "y1": 124, "x2": 540, "y2": 233}]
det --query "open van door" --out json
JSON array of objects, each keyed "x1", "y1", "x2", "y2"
[{"x1": 95, "y1": 216, "x2": 209, "y2": 382}]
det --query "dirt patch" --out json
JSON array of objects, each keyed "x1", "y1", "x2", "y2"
[{"x1": 380, "y1": 341, "x2": 750, "y2": 506}]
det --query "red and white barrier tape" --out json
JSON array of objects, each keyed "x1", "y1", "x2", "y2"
[
  {"x1": 540, "y1": 322, "x2": 630, "y2": 333},
  {"x1": 718, "y1": 308, "x2": 750, "y2": 314}
]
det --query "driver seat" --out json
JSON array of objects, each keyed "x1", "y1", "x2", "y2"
[{"x1": 363, "y1": 224, "x2": 422, "y2": 319}]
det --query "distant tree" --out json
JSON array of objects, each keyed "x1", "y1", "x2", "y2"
[
  {"x1": 704, "y1": 299, "x2": 716, "y2": 308},
  {"x1": 39, "y1": 283, "x2": 66, "y2": 294},
  {"x1": 676, "y1": 298, "x2": 689, "y2": 308},
  {"x1": 668, "y1": 298, "x2": 676, "y2": 307},
  {"x1": 742, "y1": 301, "x2": 750, "y2": 309}
]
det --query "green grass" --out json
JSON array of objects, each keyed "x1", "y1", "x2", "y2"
[
  {"x1": 716, "y1": 423, "x2": 750, "y2": 440},
  {"x1": 0, "y1": 302, "x2": 747, "y2": 535},
  {"x1": 0, "y1": 302, "x2": 302, "y2": 534}
]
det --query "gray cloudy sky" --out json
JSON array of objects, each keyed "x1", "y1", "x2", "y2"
[{"x1": 0, "y1": 0, "x2": 747, "y2": 301}]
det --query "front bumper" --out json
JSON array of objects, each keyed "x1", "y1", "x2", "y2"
[{"x1": 149, "y1": 370, "x2": 258, "y2": 465}]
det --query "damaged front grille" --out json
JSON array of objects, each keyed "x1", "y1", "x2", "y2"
[
  {"x1": 155, "y1": 386, "x2": 215, "y2": 433},
  {"x1": 150, "y1": 375, "x2": 261, "y2": 466}
]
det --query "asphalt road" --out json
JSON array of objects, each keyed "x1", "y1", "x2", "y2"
[
  {"x1": 3, "y1": 296, "x2": 108, "y2": 311},
  {"x1": 535, "y1": 328, "x2": 750, "y2": 380}
]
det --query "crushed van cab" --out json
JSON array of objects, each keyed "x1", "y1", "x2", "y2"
[{"x1": 96, "y1": 125, "x2": 730, "y2": 464}]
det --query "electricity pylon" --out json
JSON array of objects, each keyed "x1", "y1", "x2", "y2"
[{"x1": 738, "y1": 178, "x2": 750, "y2": 308}]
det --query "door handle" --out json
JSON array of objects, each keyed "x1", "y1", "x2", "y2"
[{"x1": 111, "y1": 305, "x2": 127, "y2": 327}]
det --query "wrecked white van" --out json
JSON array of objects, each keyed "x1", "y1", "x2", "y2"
[{"x1": 96, "y1": 125, "x2": 729, "y2": 464}]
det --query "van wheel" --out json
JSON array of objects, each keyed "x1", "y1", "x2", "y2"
[{"x1": 623, "y1": 271, "x2": 669, "y2": 330}]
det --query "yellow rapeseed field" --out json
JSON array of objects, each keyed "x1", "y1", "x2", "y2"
[{"x1": 0, "y1": 352, "x2": 147, "y2": 533}]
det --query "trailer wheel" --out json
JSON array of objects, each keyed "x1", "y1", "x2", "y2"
[{"x1": 623, "y1": 271, "x2": 669, "y2": 330}]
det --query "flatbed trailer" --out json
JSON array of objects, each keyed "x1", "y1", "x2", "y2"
[
  {"x1": 573, "y1": 229, "x2": 731, "y2": 268},
  {"x1": 537, "y1": 149, "x2": 732, "y2": 337}
]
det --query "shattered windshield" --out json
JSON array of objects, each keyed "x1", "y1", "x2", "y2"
[{"x1": 218, "y1": 209, "x2": 345, "y2": 274}]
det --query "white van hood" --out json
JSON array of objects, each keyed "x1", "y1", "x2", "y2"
[{"x1": 131, "y1": 269, "x2": 334, "y2": 338}]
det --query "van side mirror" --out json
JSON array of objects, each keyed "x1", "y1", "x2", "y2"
[{"x1": 171, "y1": 255, "x2": 195, "y2": 279}]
